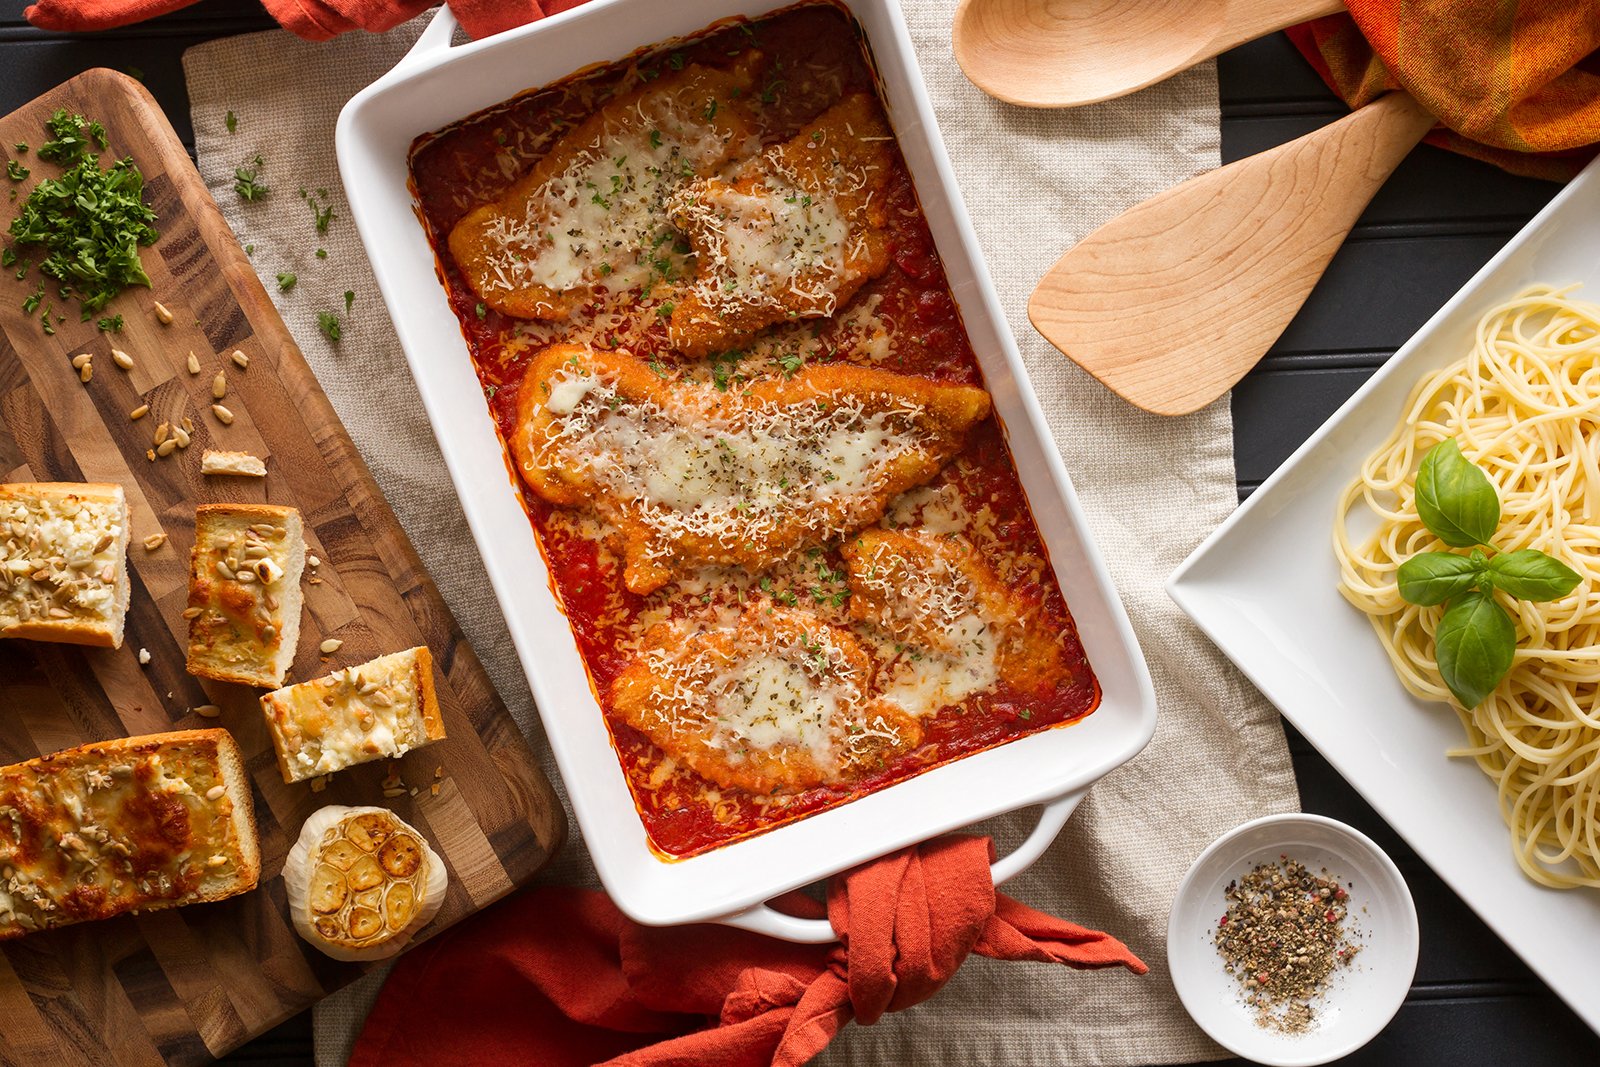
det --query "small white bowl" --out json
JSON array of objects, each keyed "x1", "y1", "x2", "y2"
[{"x1": 1167, "y1": 813, "x2": 1419, "y2": 1066}]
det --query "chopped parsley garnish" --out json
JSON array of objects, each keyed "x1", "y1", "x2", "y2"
[
  {"x1": 668, "y1": 52, "x2": 685, "y2": 70},
  {"x1": 0, "y1": 247, "x2": 13, "y2": 267},
  {"x1": 308, "y1": 193, "x2": 335, "y2": 233},
  {"x1": 234, "y1": 156, "x2": 268, "y2": 201},
  {"x1": 96, "y1": 314, "x2": 123, "y2": 333},
  {"x1": 655, "y1": 300, "x2": 675, "y2": 319},
  {"x1": 276, "y1": 271, "x2": 296, "y2": 292},
  {"x1": 37, "y1": 110, "x2": 107, "y2": 164},
  {"x1": 649, "y1": 129, "x2": 662, "y2": 149},
  {"x1": 39, "y1": 302, "x2": 55, "y2": 335},
  {"x1": 315, "y1": 248, "x2": 327, "y2": 259},
  {"x1": 6, "y1": 160, "x2": 28, "y2": 182},
  {"x1": 11, "y1": 143, "x2": 26, "y2": 153},
  {"x1": 22, "y1": 284, "x2": 43, "y2": 314},
  {"x1": 777, "y1": 352, "x2": 804, "y2": 378},
  {"x1": 704, "y1": 99, "x2": 718, "y2": 120},
  {"x1": 225, "y1": 110, "x2": 238, "y2": 134},
  {"x1": 344, "y1": 289, "x2": 355, "y2": 312},
  {"x1": 475, "y1": 302, "x2": 487, "y2": 320},
  {"x1": 8, "y1": 116, "x2": 159, "y2": 315},
  {"x1": 317, "y1": 310, "x2": 341, "y2": 342}
]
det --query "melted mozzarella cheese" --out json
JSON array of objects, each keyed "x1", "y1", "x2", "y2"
[
  {"x1": 536, "y1": 368, "x2": 929, "y2": 556},
  {"x1": 876, "y1": 616, "x2": 1000, "y2": 715},
  {"x1": 671, "y1": 175, "x2": 852, "y2": 316},
  {"x1": 704, "y1": 653, "x2": 842, "y2": 770},
  {"x1": 479, "y1": 105, "x2": 746, "y2": 298}
]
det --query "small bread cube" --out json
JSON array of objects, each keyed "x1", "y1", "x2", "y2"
[
  {"x1": 200, "y1": 450, "x2": 267, "y2": 477},
  {"x1": 0, "y1": 482, "x2": 131, "y2": 648},
  {"x1": 261, "y1": 647, "x2": 445, "y2": 784},
  {"x1": 186, "y1": 503, "x2": 305, "y2": 687}
]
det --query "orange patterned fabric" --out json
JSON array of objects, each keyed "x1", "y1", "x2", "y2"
[
  {"x1": 1288, "y1": 1, "x2": 1600, "y2": 181},
  {"x1": 24, "y1": 0, "x2": 584, "y2": 42}
]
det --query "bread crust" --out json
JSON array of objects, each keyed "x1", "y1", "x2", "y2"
[{"x1": 0, "y1": 482, "x2": 130, "y2": 649}]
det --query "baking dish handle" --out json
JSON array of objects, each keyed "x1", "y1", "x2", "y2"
[
  {"x1": 394, "y1": 5, "x2": 463, "y2": 74},
  {"x1": 718, "y1": 788, "x2": 1088, "y2": 944}
]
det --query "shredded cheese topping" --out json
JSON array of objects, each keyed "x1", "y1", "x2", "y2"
[
  {"x1": 0, "y1": 490, "x2": 123, "y2": 628},
  {"x1": 534, "y1": 366, "x2": 933, "y2": 560},
  {"x1": 636, "y1": 618, "x2": 906, "y2": 778},
  {"x1": 669, "y1": 164, "x2": 854, "y2": 319},
  {"x1": 477, "y1": 89, "x2": 751, "y2": 298}
]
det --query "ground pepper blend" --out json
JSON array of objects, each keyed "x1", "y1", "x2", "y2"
[{"x1": 1214, "y1": 856, "x2": 1364, "y2": 1033}]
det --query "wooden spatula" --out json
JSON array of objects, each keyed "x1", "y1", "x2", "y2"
[{"x1": 1028, "y1": 92, "x2": 1437, "y2": 416}]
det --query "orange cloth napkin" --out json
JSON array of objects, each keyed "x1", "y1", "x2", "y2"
[
  {"x1": 1288, "y1": 0, "x2": 1600, "y2": 181},
  {"x1": 350, "y1": 836, "x2": 1146, "y2": 1067},
  {"x1": 24, "y1": 0, "x2": 581, "y2": 42}
]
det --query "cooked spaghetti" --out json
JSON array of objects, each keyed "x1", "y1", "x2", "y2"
[{"x1": 1336, "y1": 285, "x2": 1600, "y2": 887}]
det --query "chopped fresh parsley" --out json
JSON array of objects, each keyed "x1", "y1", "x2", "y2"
[
  {"x1": 11, "y1": 143, "x2": 26, "y2": 153},
  {"x1": 245, "y1": 243, "x2": 255, "y2": 255},
  {"x1": 225, "y1": 110, "x2": 238, "y2": 134},
  {"x1": 234, "y1": 156, "x2": 268, "y2": 201},
  {"x1": 704, "y1": 99, "x2": 718, "y2": 120},
  {"x1": 777, "y1": 351, "x2": 804, "y2": 378},
  {"x1": 344, "y1": 289, "x2": 355, "y2": 312},
  {"x1": 39, "y1": 302, "x2": 55, "y2": 335},
  {"x1": 475, "y1": 302, "x2": 487, "y2": 320},
  {"x1": 315, "y1": 248, "x2": 327, "y2": 259},
  {"x1": 649, "y1": 129, "x2": 662, "y2": 149},
  {"x1": 96, "y1": 314, "x2": 123, "y2": 333},
  {"x1": 37, "y1": 110, "x2": 107, "y2": 164},
  {"x1": 655, "y1": 300, "x2": 675, "y2": 319},
  {"x1": 308, "y1": 193, "x2": 335, "y2": 233},
  {"x1": 0, "y1": 247, "x2": 13, "y2": 268},
  {"x1": 276, "y1": 271, "x2": 296, "y2": 292},
  {"x1": 317, "y1": 310, "x2": 341, "y2": 342},
  {"x1": 668, "y1": 52, "x2": 685, "y2": 70},
  {"x1": 22, "y1": 284, "x2": 43, "y2": 314},
  {"x1": 6, "y1": 160, "x2": 27, "y2": 182},
  {"x1": 8, "y1": 116, "x2": 159, "y2": 315}
]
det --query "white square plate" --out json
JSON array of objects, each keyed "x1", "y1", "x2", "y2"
[{"x1": 1167, "y1": 154, "x2": 1600, "y2": 1031}]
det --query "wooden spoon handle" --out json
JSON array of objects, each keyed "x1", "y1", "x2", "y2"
[{"x1": 1028, "y1": 92, "x2": 1436, "y2": 416}]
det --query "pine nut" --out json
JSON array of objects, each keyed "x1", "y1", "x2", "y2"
[
  {"x1": 211, "y1": 404, "x2": 234, "y2": 425},
  {"x1": 153, "y1": 301, "x2": 173, "y2": 324}
]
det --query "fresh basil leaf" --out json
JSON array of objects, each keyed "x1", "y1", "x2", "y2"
[
  {"x1": 1415, "y1": 439, "x2": 1500, "y2": 547},
  {"x1": 1486, "y1": 549, "x2": 1582, "y2": 602},
  {"x1": 1397, "y1": 552, "x2": 1481, "y2": 605},
  {"x1": 1434, "y1": 590, "x2": 1516, "y2": 708}
]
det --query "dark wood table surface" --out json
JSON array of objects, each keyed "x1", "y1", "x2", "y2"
[{"x1": 1, "y1": 2, "x2": 1596, "y2": 1063}]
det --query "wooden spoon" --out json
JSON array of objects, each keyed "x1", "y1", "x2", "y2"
[
  {"x1": 1028, "y1": 92, "x2": 1436, "y2": 416},
  {"x1": 954, "y1": 0, "x2": 1345, "y2": 108}
]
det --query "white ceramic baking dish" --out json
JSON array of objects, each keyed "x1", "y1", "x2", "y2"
[{"x1": 338, "y1": 0, "x2": 1156, "y2": 943}]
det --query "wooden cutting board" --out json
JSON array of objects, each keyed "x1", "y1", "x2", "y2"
[{"x1": 0, "y1": 69, "x2": 566, "y2": 1066}]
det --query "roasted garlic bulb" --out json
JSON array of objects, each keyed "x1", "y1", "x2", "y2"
[{"x1": 283, "y1": 805, "x2": 447, "y2": 961}]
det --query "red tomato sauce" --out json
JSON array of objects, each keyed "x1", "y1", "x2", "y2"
[{"x1": 409, "y1": 2, "x2": 1100, "y2": 858}]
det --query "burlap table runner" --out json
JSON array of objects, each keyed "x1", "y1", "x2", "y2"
[{"x1": 184, "y1": 5, "x2": 1298, "y2": 1063}]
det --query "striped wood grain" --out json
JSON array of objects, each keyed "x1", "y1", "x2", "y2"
[{"x1": 0, "y1": 69, "x2": 565, "y2": 1066}]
